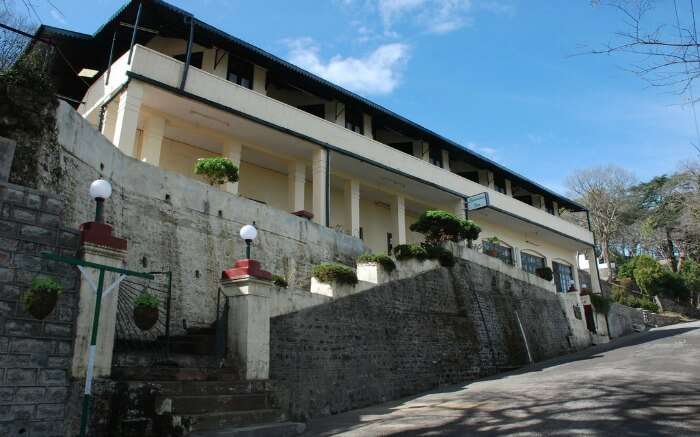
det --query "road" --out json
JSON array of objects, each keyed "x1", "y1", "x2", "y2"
[{"x1": 304, "y1": 321, "x2": 700, "y2": 436}]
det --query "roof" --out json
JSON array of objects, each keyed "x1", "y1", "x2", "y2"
[{"x1": 34, "y1": 0, "x2": 586, "y2": 212}]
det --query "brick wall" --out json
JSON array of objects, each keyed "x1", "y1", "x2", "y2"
[
  {"x1": 0, "y1": 182, "x2": 80, "y2": 436},
  {"x1": 270, "y1": 258, "x2": 575, "y2": 421}
]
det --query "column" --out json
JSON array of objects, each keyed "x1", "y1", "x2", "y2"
[
  {"x1": 223, "y1": 140, "x2": 243, "y2": 195},
  {"x1": 101, "y1": 102, "x2": 118, "y2": 143},
  {"x1": 587, "y1": 247, "x2": 602, "y2": 294},
  {"x1": 312, "y1": 148, "x2": 328, "y2": 225},
  {"x1": 72, "y1": 239, "x2": 127, "y2": 378},
  {"x1": 253, "y1": 65, "x2": 267, "y2": 94},
  {"x1": 362, "y1": 113, "x2": 373, "y2": 139},
  {"x1": 344, "y1": 179, "x2": 360, "y2": 238},
  {"x1": 288, "y1": 161, "x2": 306, "y2": 212},
  {"x1": 391, "y1": 195, "x2": 406, "y2": 245},
  {"x1": 533, "y1": 194, "x2": 546, "y2": 210},
  {"x1": 140, "y1": 114, "x2": 166, "y2": 166},
  {"x1": 454, "y1": 198, "x2": 466, "y2": 220},
  {"x1": 412, "y1": 141, "x2": 429, "y2": 161},
  {"x1": 113, "y1": 81, "x2": 144, "y2": 158},
  {"x1": 325, "y1": 101, "x2": 345, "y2": 125},
  {"x1": 441, "y1": 149, "x2": 450, "y2": 171},
  {"x1": 552, "y1": 201, "x2": 559, "y2": 216},
  {"x1": 505, "y1": 179, "x2": 513, "y2": 196},
  {"x1": 478, "y1": 170, "x2": 495, "y2": 189}
]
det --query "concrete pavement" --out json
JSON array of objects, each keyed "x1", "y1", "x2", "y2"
[{"x1": 304, "y1": 321, "x2": 700, "y2": 436}]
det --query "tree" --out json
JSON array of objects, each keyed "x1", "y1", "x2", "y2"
[
  {"x1": 0, "y1": 3, "x2": 35, "y2": 71},
  {"x1": 409, "y1": 210, "x2": 481, "y2": 245},
  {"x1": 566, "y1": 165, "x2": 637, "y2": 279}
]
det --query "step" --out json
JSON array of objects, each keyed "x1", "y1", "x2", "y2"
[
  {"x1": 163, "y1": 393, "x2": 271, "y2": 414},
  {"x1": 188, "y1": 421, "x2": 306, "y2": 437},
  {"x1": 156, "y1": 380, "x2": 273, "y2": 396},
  {"x1": 184, "y1": 409, "x2": 287, "y2": 432},
  {"x1": 112, "y1": 366, "x2": 240, "y2": 381}
]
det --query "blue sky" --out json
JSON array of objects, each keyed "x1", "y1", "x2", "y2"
[{"x1": 11, "y1": 0, "x2": 700, "y2": 194}]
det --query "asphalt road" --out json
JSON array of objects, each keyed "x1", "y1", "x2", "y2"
[{"x1": 304, "y1": 321, "x2": 700, "y2": 436}]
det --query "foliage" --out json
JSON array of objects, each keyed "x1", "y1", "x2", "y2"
[
  {"x1": 634, "y1": 261, "x2": 689, "y2": 300},
  {"x1": 357, "y1": 253, "x2": 396, "y2": 272},
  {"x1": 272, "y1": 274, "x2": 288, "y2": 288},
  {"x1": 615, "y1": 294, "x2": 659, "y2": 312},
  {"x1": 409, "y1": 210, "x2": 481, "y2": 245},
  {"x1": 194, "y1": 157, "x2": 239, "y2": 186},
  {"x1": 22, "y1": 276, "x2": 63, "y2": 307},
  {"x1": 134, "y1": 292, "x2": 159, "y2": 309},
  {"x1": 392, "y1": 244, "x2": 455, "y2": 267},
  {"x1": 312, "y1": 263, "x2": 358, "y2": 285},
  {"x1": 535, "y1": 267, "x2": 554, "y2": 282},
  {"x1": 425, "y1": 245, "x2": 455, "y2": 267},
  {"x1": 590, "y1": 293, "x2": 613, "y2": 314}
]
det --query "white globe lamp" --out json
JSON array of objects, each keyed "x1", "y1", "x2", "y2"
[
  {"x1": 89, "y1": 179, "x2": 112, "y2": 223},
  {"x1": 240, "y1": 224, "x2": 258, "y2": 259}
]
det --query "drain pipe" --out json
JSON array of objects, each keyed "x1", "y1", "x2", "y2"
[{"x1": 515, "y1": 310, "x2": 533, "y2": 364}]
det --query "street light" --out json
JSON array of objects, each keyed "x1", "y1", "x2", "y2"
[
  {"x1": 240, "y1": 223, "x2": 257, "y2": 259},
  {"x1": 89, "y1": 179, "x2": 112, "y2": 224}
]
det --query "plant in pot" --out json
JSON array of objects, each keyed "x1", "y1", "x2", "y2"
[
  {"x1": 194, "y1": 157, "x2": 239, "y2": 186},
  {"x1": 484, "y1": 237, "x2": 500, "y2": 257},
  {"x1": 133, "y1": 291, "x2": 159, "y2": 331},
  {"x1": 22, "y1": 276, "x2": 63, "y2": 320},
  {"x1": 535, "y1": 266, "x2": 554, "y2": 282}
]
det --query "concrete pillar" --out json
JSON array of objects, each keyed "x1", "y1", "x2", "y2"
[
  {"x1": 478, "y1": 170, "x2": 495, "y2": 189},
  {"x1": 533, "y1": 194, "x2": 546, "y2": 210},
  {"x1": 72, "y1": 241, "x2": 127, "y2": 378},
  {"x1": 253, "y1": 65, "x2": 267, "y2": 94},
  {"x1": 552, "y1": 201, "x2": 559, "y2": 216},
  {"x1": 288, "y1": 161, "x2": 306, "y2": 212},
  {"x1": 140, "y1": 114, "x2": 166, "y2": 166},
  {"x1": 101, "y1": 102, "x2": 118, "y2": 143},
  {"x1": 113, "y1": 82, "x2": 144, "y2": 158},
  {"x1": 391, "y1": 195, "x2": 406, "y2": 245},
  {"x1": 441, "y1": 149, "x2": 450, "y2": 170},
  {"x1": 312, "y1": 148, "x2": 328, "y2": 225},
  {"x1": 505, "y1": 179, "x2": 513, "y2": 196},
  {"x1": 223, "y1": 140, "x2": 243, "y2": 195},
  {"x1": 202, "y1": 47, "x2": 227, "y2": 78},
  {"x1": 344, "y1": 179, "x2": 360, "y2": 238},
  {"x1": 412, "y1": 141, "x2": 429, "y2": 161},
  {"x1": 454, "y1": 198, "x2": 466, "y2": 220},
  {"x1": 325, "y1": 101, "x2": 345, "y2": 125},
  {"x1": 362, "y1": 113, "x2": 373, "y2": 139},
  {"x1": 221, "y1": 277, "x2": 272, "y2": 380},
  {"x1": 587, "y1": 247, "x2": 602, "y2": 294}
]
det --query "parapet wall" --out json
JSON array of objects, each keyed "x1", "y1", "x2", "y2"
[{"x1": 270, "y1": 258, "x2": 586, "y2": 420}]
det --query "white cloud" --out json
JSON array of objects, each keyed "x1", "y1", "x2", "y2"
[
  {"x1": 378, "y1": 0, "x2": 473, "y2": 34},
  {"x1": 284, "y1": 37, "x2": 410, "y2": 95},
  {"x1": 466, "y1": 142, "x2": 498, "y2": 158}
]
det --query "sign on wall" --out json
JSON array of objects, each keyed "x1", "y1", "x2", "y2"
[{"x1": 467, "y1": 192, "x2": 490, "y2": 211}]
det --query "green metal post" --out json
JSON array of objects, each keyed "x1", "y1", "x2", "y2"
[{"x1": 79, "y1": 268, "x2": 106, "y2": 437}]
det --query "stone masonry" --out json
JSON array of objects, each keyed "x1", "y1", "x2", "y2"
[
  {"x1": 0, "y1": 182, "x2": 80, "y2": 436},
  {"x1": 270, "y1": 258, "x2": 577, "y2": 421}
]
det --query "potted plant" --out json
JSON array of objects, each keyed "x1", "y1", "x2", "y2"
[
  {"x1": 133, "y1": 291, "x2": 159, "y2": 331},
  {"x1": 194, "y1": 157, "x2": 239, "y2": 186},
  {"x1": 484, "y1": 237, "x2": 500, "y2": 257},
  {"x1": 272, "y1": 274, "x2": 288, "y2": 288},
  {"x1": 535, "y1": 266, "x2": 554, "y2": 281},
  {"x1": 22, "y1": 276, "x2": 63, "y2": 320}
]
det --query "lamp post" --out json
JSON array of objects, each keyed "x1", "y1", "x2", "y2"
[
  {"x1": 89, "y1": 179, "x2": 112, "y2": 223},
  {"x1": 239, "y1": 223, "x2": 258, "y2": 259}
]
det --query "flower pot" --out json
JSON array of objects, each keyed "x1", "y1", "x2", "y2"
[
  {"x1": 24, "y1": 288, "x2": 59, "y2": 320},
  {"x1": 485, "y1": 249, "x2": 498, "y2": 257},
  {"x1": 133, "y1": 306, "x2": 159, "y2": 331}
]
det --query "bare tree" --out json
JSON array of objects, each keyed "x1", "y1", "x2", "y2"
[
  {"x1": 566, "y1": 165, "x2": 637, "y2": 279},
  {"x1": 0, "y1": 2, "x2": 35, "y2": 70}
]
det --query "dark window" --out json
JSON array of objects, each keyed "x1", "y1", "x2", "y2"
[
  {"x1": 174, "y1": 52, "x2": 203, "y2": 69},
  {"x1": 359, "y1": 227, "x2": 364, "y2": 240},
  {"x1": 521, "y1": 252, "x2": 545, "y2": 274},
  {"x1": 553, "y1": 261, "x2": 574, "y2": 293},
  {"x1": 429, "y1": 147, "x2": 443, "y2": 167},
  {"x1": 390, "y1": 142, "x2": 413, "y2": 155},
  {"x1": 459, "y1": 171, "x2": 480, "y2": 183},
  {"x1": 494, "y1": 174, "x2": 507, "y2": 194},
  {"x1": 514, "y1": 195, "x2": 532, "y2": 206},
  {"x1": 545, "y1": 198, "x2": 555, "y2": 215},
  {"x1": 298, "y1": 104, "x2": 325, "y2": 118},
  {"x1": 387, "y1": 232, "x2": 393, "y2": 253},
  {"x1": 227, "y1": 54, "x2": 253, "y2": 89},
  {"x1": 345, "y1": 107, "x2": 364, "y2": 134},
  {"x1": 483, "y1": 240, "x2": 513, "y2": 265}
]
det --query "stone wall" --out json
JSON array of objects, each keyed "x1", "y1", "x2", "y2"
[
  {"x1": 28, "y1": 102, "x2": 366, "y2": 330},
  {"x1": 0, "y1": 182, "x2": 80, "y2": 436},
  {"x1": 607, "y1": 303, "x2": 646, "y2": 338},
  {"x1": 270, "y1": 258, "x2": 582, "y2": 420}
]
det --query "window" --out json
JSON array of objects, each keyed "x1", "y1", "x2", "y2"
[
  {"x1": 494, "y1": 174, "x2": 507, "y2": 194},
  {"x1": 483, "y1": 240, "x2": 513, "y2": 265},
  {"x1": 174, "y1": 52, "x2": 203, "y2": 69},
  {"x1": 387, "y1": 232, "x2": 393, "y2": 253},
  {"x1": 553, "y1": 261, "x2": 574, "y2": 293},
  {"x1": 459, "y1": 171, "x2": 480, "y2": 183},
  {"x1": 227, "y1": 54, "x2": 253, "y2": 89},
  {"x1": 429, "y1": 147, "x2": 443, "y2": 167},
  {"x1": 514, "y1": 195, "x2": 532, "y2": 206},
  {"x1": 298, "y1": 104, "x2": 325, "y2": 119},
  {"x1": 521, "y1": 252, "x2": 545, "y2": 274},
  {"x1": 345, "y1": 107, "x2": 364, "y2": 134}
]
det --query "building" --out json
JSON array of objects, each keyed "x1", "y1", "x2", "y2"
[{"x1": 34, "y1": 0, "x2": 600, "y2": 294}]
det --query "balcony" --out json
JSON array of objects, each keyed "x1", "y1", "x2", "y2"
[{"x1": 79, "y1": 44, "x2": 594, "y2": 248}]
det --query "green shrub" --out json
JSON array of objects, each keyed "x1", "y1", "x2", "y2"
[
  {"x1": 535, "y1": 267, "x2": 554, "y2": 282},
  {"x1": 134, "y1": 292, "x2": 159, "y2": 309},
  {"x1": 611, "y1": 290, "x2": 659, "y2": 312},
  {"x1": 681, "y1": 259, "x2": 700, "y2": 294},
  {"x1": 312, "y1": 263, "x2": 358, "y2": 285},
  {"x1": 424, "y1": 245, "x2": 455, "y2": 267},
  {"x1": 590, "y1": 294, "x2": 612, "y2": 314},
  {"x1": 357, "y1": 254, "x2": 396, "y2": 272},
  {"x1": 272, "y1": 275, "x2": 288, "y2": 288},
  {"x1": 22, "y1": 276, "x2": 63, "y2": 307},
  {"x1": 635, "y1": 264, "x2": 689, "y2": 300},
  {"x1": 194, "y1": 157, "x2": 239, "y2": 185},
  {"x1": 409, "y1": 210, "x2": 481, "y2": 245},
  {"x1": 392, "y1": 244, "x2": 454, "y2": 267}
]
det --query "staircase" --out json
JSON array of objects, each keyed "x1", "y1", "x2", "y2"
[{"x1": 110, "y1": 328, "x2": 304, "y2": 436}]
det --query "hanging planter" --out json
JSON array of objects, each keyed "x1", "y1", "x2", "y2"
[
  {"x1": 22, "y1": 276, "x2": 64, "y2": 320},
  {"x1": 133, "y1": 291, "x2": 159, "y2": 331},
  {"x1": 535, "y1": 267, "x2": 554, "y2": 282}
]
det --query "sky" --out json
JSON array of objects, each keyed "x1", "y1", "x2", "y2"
[{"x1": 9, "y1": 0, "x2": 700, "y2": 194}]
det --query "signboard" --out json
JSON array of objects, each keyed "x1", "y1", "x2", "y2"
[{"x1": 467, "y1": 192, "x2": 490, "y2": 211}]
